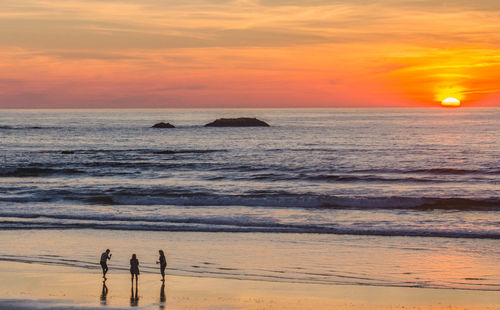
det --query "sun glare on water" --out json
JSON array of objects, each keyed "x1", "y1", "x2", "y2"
[{"x1": 441, "y1": 97, "x2": 461, "y2": 107}]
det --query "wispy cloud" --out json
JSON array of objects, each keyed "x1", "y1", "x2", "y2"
[{"x1": 1, "y1": 0, "x2": 499, "y2": 107}]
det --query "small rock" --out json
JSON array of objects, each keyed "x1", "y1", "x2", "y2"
[{"x1": 152, "y1": 122, "x2": 175, "y2": 128}]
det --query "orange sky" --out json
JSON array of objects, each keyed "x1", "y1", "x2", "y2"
[{"x1": 1, "y1": 0, "x2": 500, "y2": 108}]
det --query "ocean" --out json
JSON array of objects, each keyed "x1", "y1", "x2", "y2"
[{"x1": 0, "y1": 108, "x2": 499, "y2": 291}]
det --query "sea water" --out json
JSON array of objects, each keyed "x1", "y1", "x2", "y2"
[{"x1": 0, "y1": 108, "x2": 498, "y2": 290}]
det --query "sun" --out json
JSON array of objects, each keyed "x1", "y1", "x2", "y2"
[
  {"x1": 441, "y1": 97, "x2": 461, "y2": 107},
  {"x1": 435, "y1": 85, "x2": 464, "y2": 107}
]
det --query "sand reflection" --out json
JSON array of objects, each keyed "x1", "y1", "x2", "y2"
[
  {"x1": 159, "y1": 281, "x2": 166, "y2": 309},
  {"x1": 130, "y1": 281, "x2": 139, "y2": 307},
  {"x1": 100, "y1": 280, "x2": 108, "y2": 306}
]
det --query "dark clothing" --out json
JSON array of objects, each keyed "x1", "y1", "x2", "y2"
[
  {"x1": 130, "y1": 258, "x2": 140, "y2": 275},
  {"x1": 100, "y1": 252, "x2": 110, "y2": 264},
  {"x1": 100, "y1": 251, "x2": 111, "y2": 278},
  {"x1": 159, "y1": 255, "x2": 167, "y2": 268},
  {"x1": 159, "y1": 254, "x2": 167, "y2": 278}
]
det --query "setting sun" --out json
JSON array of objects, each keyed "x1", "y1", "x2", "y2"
[{"x1": 442, "y1": 97, "x2": 461, "y2": 107}]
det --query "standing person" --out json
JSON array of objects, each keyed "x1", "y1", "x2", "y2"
[
  {"x1": 100, "y1": 249, "x2": 112, "y2": 280},
  {"x1": 156, "y1": 250, "x2": 167, "y2": 281},
  {"x1": 130, "y1": 254, "x2": 140, "y2": 284}
]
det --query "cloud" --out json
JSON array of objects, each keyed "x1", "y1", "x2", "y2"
[
  {"x1": 0, "y1": 18, "x2": 331, "y2": 49},
  {"x1": 1, "y1": 0, "x2": 499, "y2": 107},
  {"x1": 2, "y1": 0, "x2": 500, "y2": 51},
  {"x1": 38, "y1": 50, "x2": 143, "y2": 60},
  {"x1": 0, "y1": 78, "x2": 25, "y2": 85},
  {"x1": 257, "y1": 0, "x2": 500, "y2": 11},
  {"x1": 151, "y1": 85, "x2": 206, "y2": 92}
]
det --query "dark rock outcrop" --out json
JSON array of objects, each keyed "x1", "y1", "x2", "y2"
[
  {"x1": 204, "y1": 118, "x2": 270, "y2": 127},
  {"x1": 152, "y1": 122, "x2": 175, "y2": 128}
]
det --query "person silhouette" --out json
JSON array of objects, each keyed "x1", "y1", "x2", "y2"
[
  {"x1": 130, "y1": 254, "x2": 140, "y2": 284},
  {"x1": 156, "y1": 250, "x2": 167, "y2": 281},
  {"x1": 100, "y1": 249, "x2": 112, "y2": 280},
  {"x1": 100, "y1": 281, "x2": 108, "y2": 306}
]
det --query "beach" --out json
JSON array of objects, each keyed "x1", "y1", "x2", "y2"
[
  {"x1": 0, "y1": 230, "x2": 498, "y2": 310},
  {"x1": 1, "y1": 265, "x2": 498, "y2": 310}
]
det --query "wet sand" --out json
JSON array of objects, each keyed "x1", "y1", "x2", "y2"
[{"x1": 0, "y1": 261, "x2": 498, "y2": 309}]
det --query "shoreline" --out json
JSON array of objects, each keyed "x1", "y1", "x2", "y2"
[
  {"x1": 0, "y1": 229, "x2": 498, "y2": 292},
  {"x1": 1, "y1": 256, "x2": 498, "y2": 293}
]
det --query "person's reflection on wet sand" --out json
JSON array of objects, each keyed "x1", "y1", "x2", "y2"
[
  {"x1": 130, "y1": 281, "x2": 139, "y2": 307},
  {"x1": 100, "y1": 280, "x2": 108, "y2": 306},
  {"x1": 159, "y1": 281, "x2": 166, "y2": 309}
]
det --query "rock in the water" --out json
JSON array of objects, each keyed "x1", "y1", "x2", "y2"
[
  {"x1": 152, "y1": 122, "x2": 175, "y2": 128},
  {"x1": 205, "y1": 118, "x2": 269, "y2": 127}
]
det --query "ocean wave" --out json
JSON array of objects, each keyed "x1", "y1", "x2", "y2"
[
  {"x1": 0, "y1": 215, "x2": 498, "y2": 239},
  {"x1": 0, "y1": 167, "x2": 84, "y2": 177},
  {"x1": 3, "y1": 159, "x2": 496, "y2": 183},
  {"x1": 3, "y1": 165, "x2": 494, "y2": 183},
  {"x1": 0, "y1": 125, "x2": 61, "y2": 130},
  {"x1": 34, "y1": 148, "x2": 227, "y2": 155},
  {"x1": 301, "y1": 174, "x2": 439, "y2": 183},
  {"x1": 349, "y1": 167, "x2": 499, "y2": 175},
  {"x1": 0, "y1": 186, "x2": 498, "y2": 211},
  {"x1": 408, "y1": 168, "x2": 488, "y2": 175},
  {"x1": 75, "y1": 193, "x2": 500, "y2": 211},
  {"x1": 225, "y1": 173, "x2": 444, "y2": 183}
]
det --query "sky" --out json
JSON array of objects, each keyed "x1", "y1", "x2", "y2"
[{"x1": 1, "y1": 0, "x2": 500, "y2": 108}]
